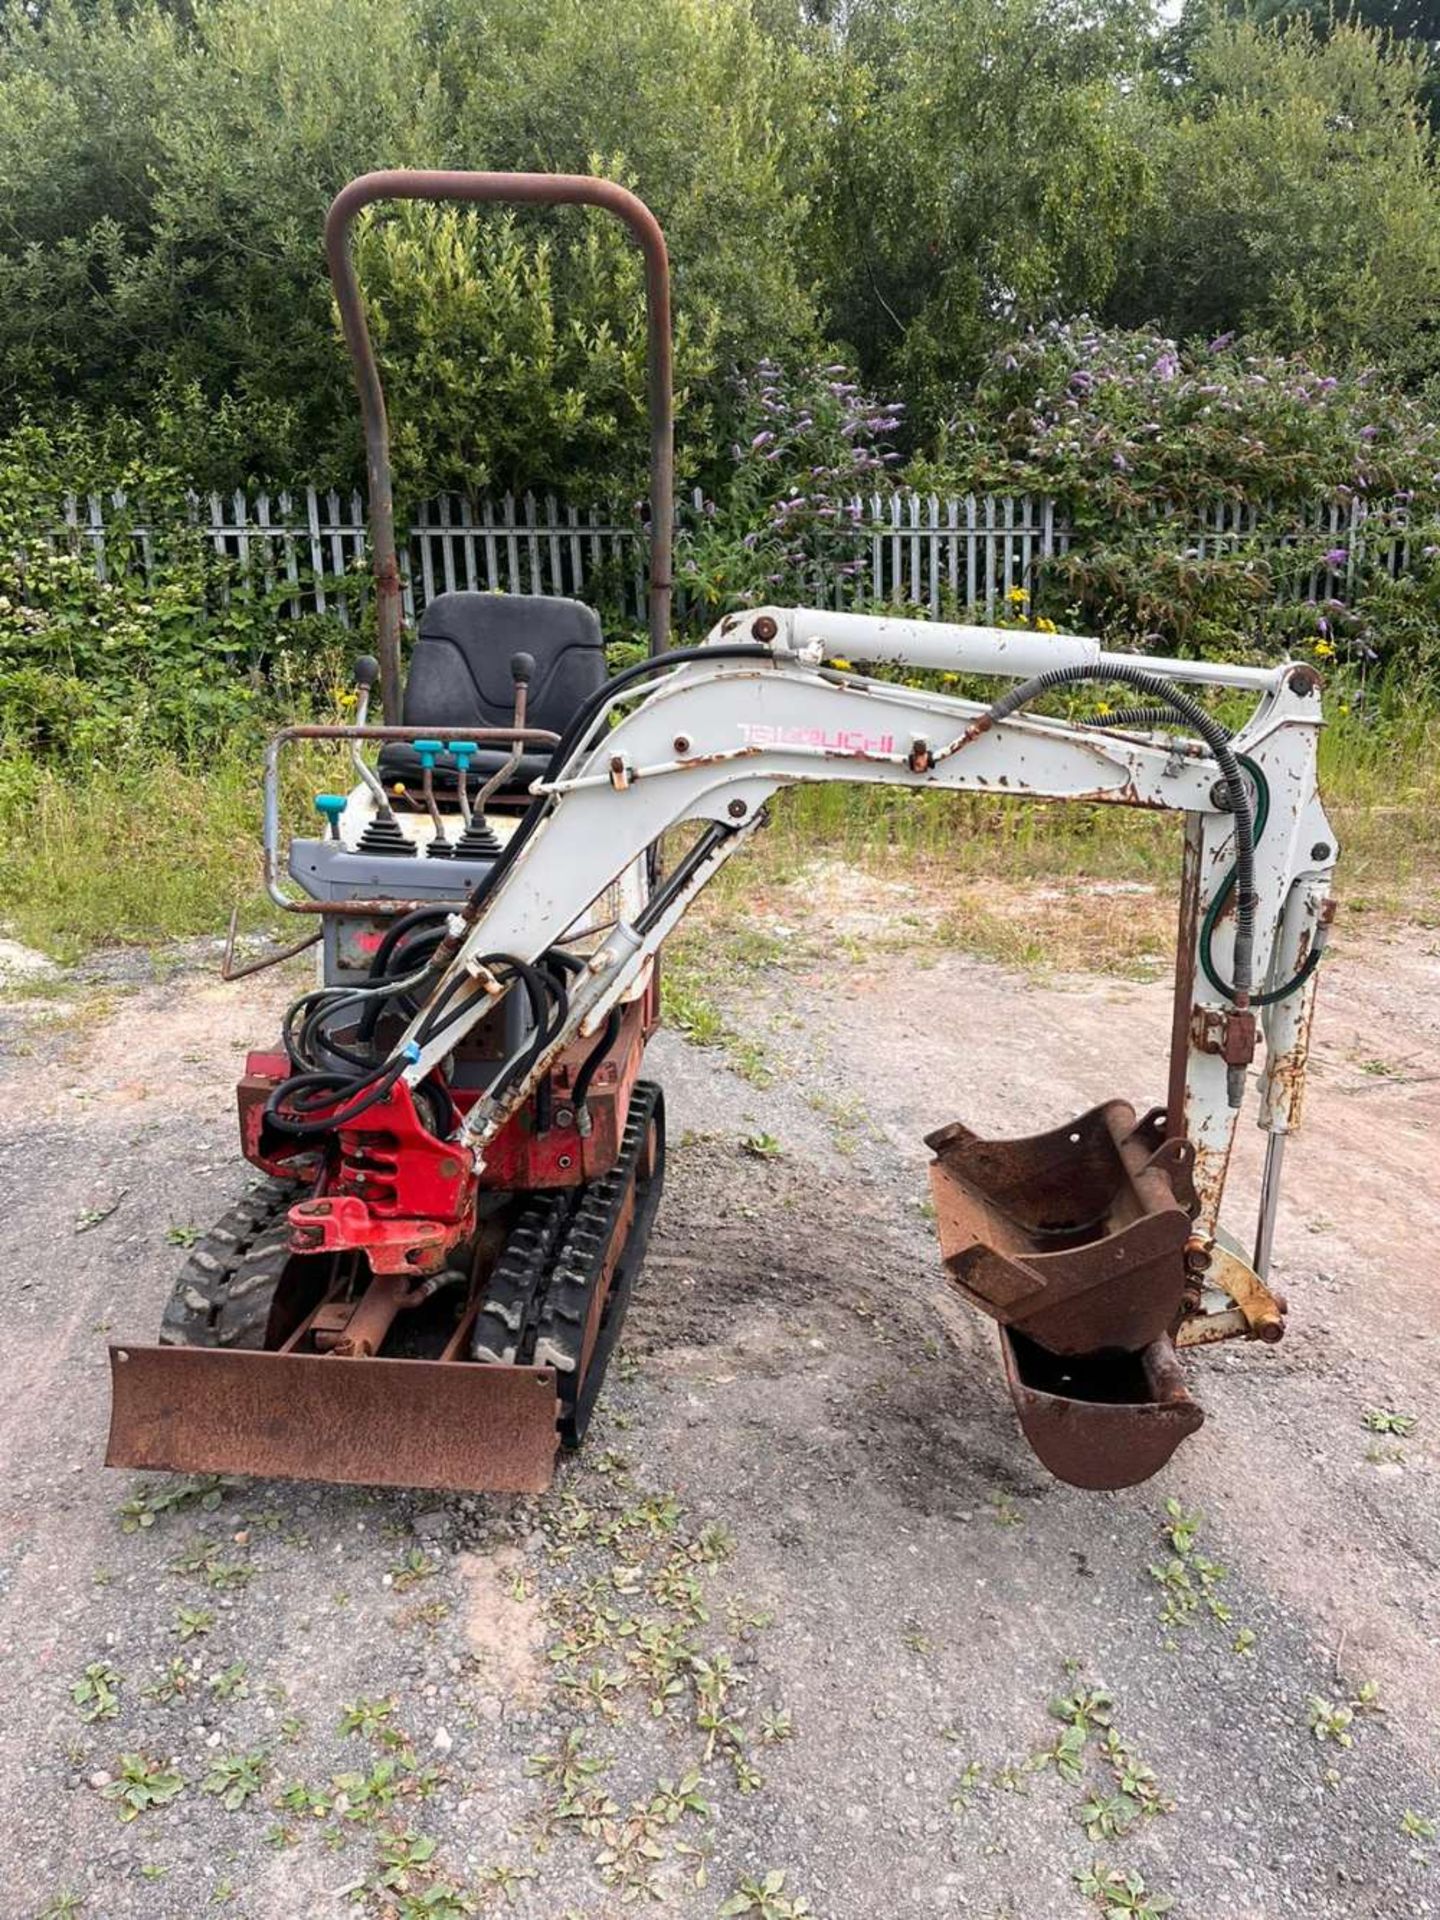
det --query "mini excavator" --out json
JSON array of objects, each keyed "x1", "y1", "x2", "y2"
[{"x1": 106, "y1": 172, "x2": 1335, "y2": 1495}]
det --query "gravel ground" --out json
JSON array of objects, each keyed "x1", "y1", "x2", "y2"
[{"x1": 1, "y1": 878, "x2": 1438, "y2": 1920}]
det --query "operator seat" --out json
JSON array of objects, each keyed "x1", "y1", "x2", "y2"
[{"x1": 377, "y1": 591, "x2": 606, "y2": 799}]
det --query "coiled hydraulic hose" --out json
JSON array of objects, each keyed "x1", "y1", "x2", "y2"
[
  {"x1": 987, "y1": 662, "x2": 1258, "y2": 1104},
  {"x1": 1088, "y1": 706, "x2": 1323, "y2": 1012}
]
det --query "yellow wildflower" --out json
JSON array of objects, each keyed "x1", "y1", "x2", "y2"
[
  {"x1": 828, "y1": 656, "x2": 854, "y2": 671},
  {"x1": 1094, "y1": 701, "x2": 1113, "y2": 716},
  {"x1": 1312, "y1": 639, "x2": 1335, "y2": 659},
  {"x1": 1035, "y1": 617, "x2": 1058, "y2": 634},
  {"x1": 1005, "y1": 585, "x2": 1029, "y2": 605}
]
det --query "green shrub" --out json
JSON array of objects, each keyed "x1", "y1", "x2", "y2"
[
  {"x1": 0, "y1": 428, "x2": 358, "y2": 753},
  {"x1": 911, "y1": 322, "x2": 1440, "y2": 678}
]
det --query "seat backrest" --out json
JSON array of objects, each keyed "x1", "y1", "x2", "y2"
[{"x1": 403, "y1": 591, "x2": 606, "y2": 735}]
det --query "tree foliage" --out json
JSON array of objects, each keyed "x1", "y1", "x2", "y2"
[
  {"x1": 1117, "y1": 14, "x2": 1440, "y2": 383},
  {"x1": 0, "y1": 0, "x2": 818, "y2": 497},
  {"x1": 808, "y1": 0, "x2": 1159, "y2": 428},
  {"x1": 3, "y1": 0, "x2": 1440, "y2": 502}
]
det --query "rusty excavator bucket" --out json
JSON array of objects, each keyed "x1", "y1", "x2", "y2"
[{"x1": 926, "y1": 1100, "x2": 1205, "y2": 1490}]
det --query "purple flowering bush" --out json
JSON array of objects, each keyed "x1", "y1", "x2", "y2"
[
  {"x1": 907, "y1": 322, "x2": 1440, "y2": 675},
  {"x1": 919, "y1": 321, "x2": 1440, "y2": 517},
  {"x1": 677, "y1": 360, "x2": 905, "y2": 618}
]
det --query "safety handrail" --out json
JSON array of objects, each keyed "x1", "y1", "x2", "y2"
[{"x1": 263, "y1": 722, "x2": 560, "y2": 916}]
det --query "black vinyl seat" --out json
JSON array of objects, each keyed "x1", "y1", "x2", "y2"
[{"x1": 378, "y1": 591, "x2": 606, "y2": 800}]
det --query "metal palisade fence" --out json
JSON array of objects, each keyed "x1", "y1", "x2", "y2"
[{"x1": 56, "y1": 484, "x2": 1408, "y2": 628}]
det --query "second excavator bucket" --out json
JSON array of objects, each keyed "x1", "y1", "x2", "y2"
[
  {"x1": 1000, "y1": 1329, "x2": 1204, "y2": 1490},
  {"x1": 926, "y1": 1100, "x2": 1206, "y2": 1489}
]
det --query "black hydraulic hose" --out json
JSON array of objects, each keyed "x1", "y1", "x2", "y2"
[
  {"x1": 413, "y1": 1073, "x2": 457, "y2": 1139},
  {"x1": 1085, "y1": 714, "x2": 1318, "y2": 1010},
  {"x1": 633, "y1": 821, "x2": 734, "y2": 936},
  {"x1": 1088, "y1": 705, "x2": 1200, "y2": 733},
  {"x1": 542, "y1": 641, "x2": 774, "y2": 783},
  {"x1": 301, "y1": 993, "x2": 375, "y2": 1072},
  {"x1": 500, "y1": 954, "x2": 566, "y2": 1060},
  {"x1": 265, "y1": 1056, "x2": 408, "y2": 1135},
  {"x1": 354, "y1": 929, "x2": 446, "y2": 1046},
  {"x1": 455, "y1": 642, "x2": 774, "y2": 922},
  {"x1": 366, "y1": 904, "x2": 452, "y2": 981},
  {"x1": 414, "y1": 950, "x2": 551, "y2": 1060},
  {"x1": 268, "y1": 636, "x2": 768, "y2": 1135},
  {"x1": 986, "y1": 662, "x2": 1258, "y2": 1104},
  {"x1": 988, "y1": 663, "x2": 1257, "y2": 997},
  {"x1": 572, "y1": 1007, "x2": 622, "y2": 1113}
]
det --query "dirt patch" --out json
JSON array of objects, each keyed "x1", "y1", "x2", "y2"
[{"x1": 455, "y1": 1546, "x2": 546, "y2": 1706}]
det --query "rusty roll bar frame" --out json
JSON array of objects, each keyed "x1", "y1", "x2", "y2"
[{"x1": 324, "y1": 170, "x2": 676, "y2": 722}]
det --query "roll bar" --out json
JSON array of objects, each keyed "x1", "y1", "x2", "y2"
[{"x1": 324, "y1": 170, "x2": 676, "y2": 721}]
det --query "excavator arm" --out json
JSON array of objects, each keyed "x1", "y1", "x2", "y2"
[{"x1": 392, "y1": 605, "x2": 1335, "y2": 1276}]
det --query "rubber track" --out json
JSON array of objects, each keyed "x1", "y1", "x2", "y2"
[
  {"x1": 530, "y1": 1082, "x2": 662, "y2": 1382},
  {"x1": 469, "y1": 1191, "x2": 577, "y2": 1365},
  {"x1": 158, "y1": 1176, "x2": 300, "y2": 1350}
]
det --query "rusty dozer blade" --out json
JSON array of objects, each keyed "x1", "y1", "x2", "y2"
[
  {"x1": 926, "y1": 1099, "x2": 1194, "y2": 1355},
  {"x1": 1000, "y1": 1330, "x2": 1204, "y2": 1491},
  {"x1": 106, "y1": 1346, "x2": 562, "y2": 1494}
]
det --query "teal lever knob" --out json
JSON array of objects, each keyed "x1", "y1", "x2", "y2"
[
  {"x1": 413, "y1": 738, "x2": 444, "y2": 769},
  {"x1": 314, "y1": 793, "x2": 347, "y2": 839}
]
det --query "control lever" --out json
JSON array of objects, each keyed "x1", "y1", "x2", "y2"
[
  {"x1": 447, "y1": 652, "x2": 534, "y2": 863},
  {"x1": 314, "y1": 794, "x2": 347, "y2": 841},
  {"x1": 350, "y1": 654, "x2": 414, "y2": 857},
  {"x1": 448, "y1": 740, "x2": 477, "y2": 829},
  {"x1": 447, "y1": 738, "x2": 502, "y2": 859},
  {"x1": 413, "y1": 739, "x2": 453, "y2": 857},
  {"x1": 471, "y1": 652, "x2": 536, "y2": 820}
]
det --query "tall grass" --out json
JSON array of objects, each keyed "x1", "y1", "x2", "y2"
[
  {"x1": 0, "y1": 743, "x2": 338, "y2": 963},
  {"x1": 0, "y1": 685, "x2": 1434, "y2": 965}
]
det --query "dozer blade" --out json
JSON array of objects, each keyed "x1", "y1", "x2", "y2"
[
  {"x1": 1000, "y1": 1329, "x2": 1204, "y2": 1491},
  {"x1": 926, "y1": 1099, "x2": 1195, "y2": 1355},
  {"x1": 106, "y1": 1345, "x2": 561, "y2": 1494}
]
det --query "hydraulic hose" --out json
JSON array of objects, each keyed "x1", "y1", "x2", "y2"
[
  {"x1": 1087, "y1": 705, "x2": 1195, "y2": 732},
  {"x1": 265, "y1": 1056, "x2": 409, "y2": 1136},
  {"x1": 268, "y1": 648, "x2": 772, "y2": 1142},
  {"x1": 572, "y1": 1007, "x2": 623, "y2": 1115},
  {"x1": 986, "y1": 662, "x2": 1258, "y2": 1104},
  {"x1": 1084, "y1": 711, "x2": 1319, "y2": 1012}
]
